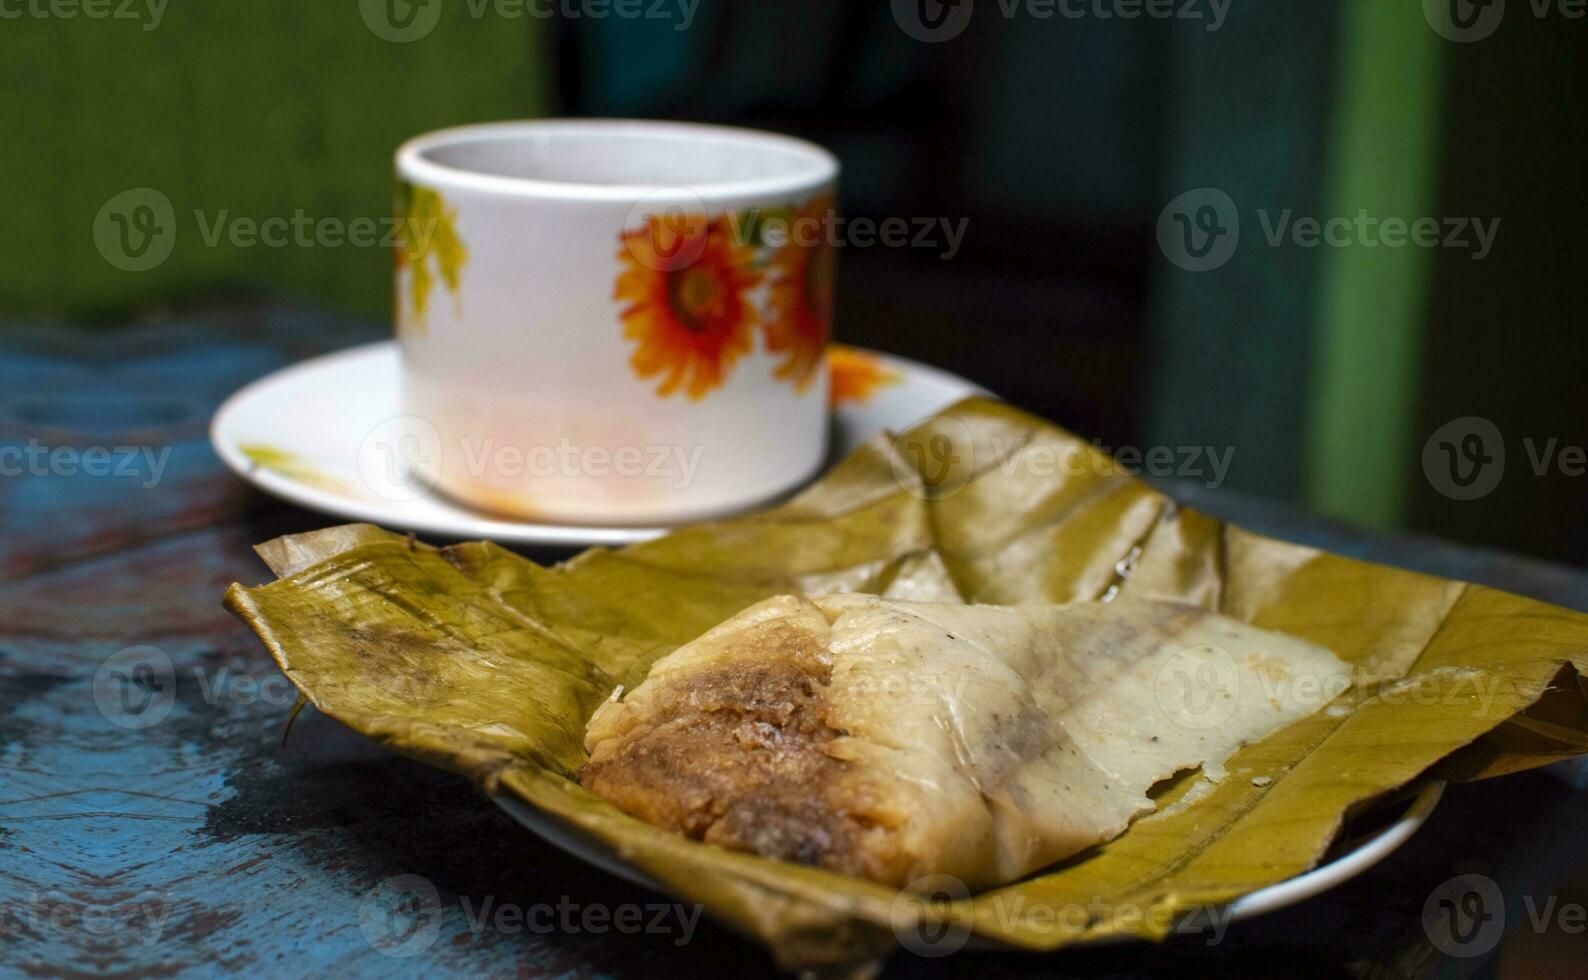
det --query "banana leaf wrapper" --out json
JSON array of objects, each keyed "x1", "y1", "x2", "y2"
[{"x1": 224, "y1": 398, "x2": 1588, "y2": 970}]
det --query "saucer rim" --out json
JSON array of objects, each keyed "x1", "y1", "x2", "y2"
[{"x1": 210, "y1": 340, "x2": 985, "y2": 548}]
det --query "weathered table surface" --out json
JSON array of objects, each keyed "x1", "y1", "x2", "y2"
[{"x1": 3, "y1": 307, "x2": 1586, "y2": 978}]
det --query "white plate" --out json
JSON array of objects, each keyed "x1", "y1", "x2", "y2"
[
  {"x1": 494, "y1": 781, "x2": 1445, "y2": 946},
  {"x1": 211, "y1": 341, "x2": 987, "y2": 548}
]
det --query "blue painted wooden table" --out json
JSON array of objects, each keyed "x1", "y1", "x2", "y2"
[{"x1": 2, "y1": 307, "x2": 1586, "y2": 977}]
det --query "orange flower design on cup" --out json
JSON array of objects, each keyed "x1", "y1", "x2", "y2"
[
  {"x1": 828, "y1": 345, "x2": 901, "y2": 406},
  {"x1": 616, "y1": 212, "x2": 762, "y2": 400},
  {"x1": 764, "y1": 198, "x2": 835, "y2": 393}
]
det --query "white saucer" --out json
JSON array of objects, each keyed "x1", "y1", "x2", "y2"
[{"x1": 211, "y1": 341, "x2": 988, "y2": 548}]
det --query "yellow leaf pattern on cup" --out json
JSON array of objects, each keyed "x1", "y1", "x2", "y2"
[{"x1": 395, "y1": 181, "x2": 467, "y2": 336}]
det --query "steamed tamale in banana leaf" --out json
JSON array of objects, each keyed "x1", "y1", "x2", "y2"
[
  {"x1": 581, "y1": 593, "x2": 1349, "y2": 890},
  {"x1": 225, "y1": 398, "x2": 1588, "y2": 970}
]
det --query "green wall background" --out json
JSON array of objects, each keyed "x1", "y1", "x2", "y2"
[
  {"x1": 0, "y1": 3, "x2": 548, "y2": 320},
  {"x1": 6, "y1": 4, "x2": 1582, "y2": 562}
]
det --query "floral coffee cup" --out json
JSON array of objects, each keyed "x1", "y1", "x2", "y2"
[{"x1": 391, "y1": 120, "x2": 839, "y2": 524}]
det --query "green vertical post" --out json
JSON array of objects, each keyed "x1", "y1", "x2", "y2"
[{"x1": 1304, "y1": 0, "x2": 1447, "y2": 527}]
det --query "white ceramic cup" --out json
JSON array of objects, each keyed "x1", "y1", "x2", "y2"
[{"x1": 392, "y1": 119, "x2": 839, "y2": 524}]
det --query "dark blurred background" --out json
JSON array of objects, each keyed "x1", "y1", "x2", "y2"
[{"x1": 1, "y1": 0, "x2": 1583, "y2": 565}]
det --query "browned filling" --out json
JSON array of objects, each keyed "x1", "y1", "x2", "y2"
[{"x1": 579, "y1": 621, "x2": 903, "y2": 881}]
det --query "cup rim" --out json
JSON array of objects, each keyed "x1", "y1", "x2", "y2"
[{"x1": 396, "y1": 118, "x2": 839, "y2": 202}]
